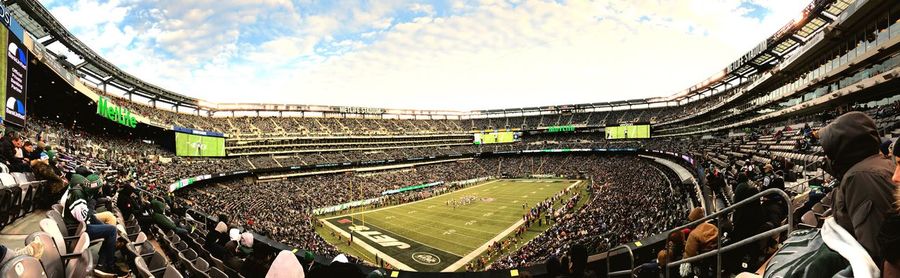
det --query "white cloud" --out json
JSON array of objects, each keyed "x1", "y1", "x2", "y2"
[{"x1": 45, "y1": 0, "x2": 810, "y2": 111}]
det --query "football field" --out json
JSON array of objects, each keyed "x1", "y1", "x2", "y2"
[{"x1": 319, "y1": 179, "x2": 581, "y2": 272}]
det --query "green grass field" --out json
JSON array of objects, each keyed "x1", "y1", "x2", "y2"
[{"x1": 318, "y1": 179, "x2": 581, "y2": 272}]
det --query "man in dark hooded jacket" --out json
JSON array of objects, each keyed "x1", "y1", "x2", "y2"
[{"x1": 817, "y1": 111, "x2": 894, "y2": 264}]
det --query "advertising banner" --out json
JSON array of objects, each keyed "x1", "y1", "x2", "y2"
[{"x1": 4, "y1": 29, "x2": 26, "y2": 127}]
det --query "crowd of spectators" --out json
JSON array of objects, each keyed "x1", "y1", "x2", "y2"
[{"x1": 488, "y1": 156, "x2": 687, "y2": 270}]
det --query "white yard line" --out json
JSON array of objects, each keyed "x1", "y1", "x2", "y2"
[
  {"x1": 320, "y1": 219, "x2": 417, "y2": 271},
  {"x1": 443, "y1": 180, "x2": 582, "y2": 272},
  {"x1": 323, "y1": 180, "x2": 502, "y2": 220}
]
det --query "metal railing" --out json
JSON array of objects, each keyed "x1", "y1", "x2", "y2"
[
  {"x1": 606, "y1": 245, "x2": 634, "y2": 277},
  {"x1": 663, "y1": 188, "x2": 793, "y2": 278}
]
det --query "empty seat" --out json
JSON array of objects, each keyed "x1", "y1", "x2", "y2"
[
  {"x1": 189, "y1": 257, "x2": 211, "y2": 278},
  {"x1": 799, "y1": 211, "x2": 818, "y2": 229},
  {"x1": 207, "y1": 267, "x2": 227, "y2": 278},
  {"x1": 134, "y1": 252, "x2": 168, "y2": 278},
  {"x1": 164, "y1": 265, "x2": 184, "y2": 278},
  {"x1": 208, "y1": 256, "x2": 226, "y2": 271},
  {"x1": 0, "y1": 255, "x2": 47, "y2": 278},
  {"x1": 1, "y1": 174, "x2": 22, "y2": 225},
  {"x1": 26, "y1": 231, "x2": 92, "y2": 278}
]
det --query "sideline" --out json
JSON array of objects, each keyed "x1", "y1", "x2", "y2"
[{"x1": 322, "y1": 180, "x2": 501, "y2": 220}]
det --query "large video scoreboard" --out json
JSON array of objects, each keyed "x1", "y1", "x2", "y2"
[
  {"x1": 175, "y1": 132, "x2": 226, "y2": 157},
  {"x1": 605, "y1": 124, "x2": 651, "y2": 139},
  {"x1": 473, "y1": 131, "x2": 522, "y2": 144}
]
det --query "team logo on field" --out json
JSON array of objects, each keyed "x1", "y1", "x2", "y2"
[
  {"x1": 411, "y1": 252, "x2": 441, "y2": 266},
  {"x1": 337, "y1": 218, "x2": 352, "y2": 224}
]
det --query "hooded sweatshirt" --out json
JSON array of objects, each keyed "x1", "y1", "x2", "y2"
[
  {"x1": 818, "y1": 111, "x2": 894, "y2": 262},
  {"x1": 150, "y1": 199, "x2": 180, "y2": 231}
]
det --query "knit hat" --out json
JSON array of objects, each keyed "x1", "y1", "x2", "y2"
[
  {"x1": 215, "y1": 222, "x2": 228, "y2": 233},
  {"x1": 684, "y1": 222, "x2": 718, "y2": 258},
  {"x1": 86, "y1": 173, "x2": 103, "y2": 188},
  {"x1": 657, "y1": 249, "x2": 668, "y2": 265},
  {"x1": 367, "y1": 270, "x2": 386, "y2": 278},
  {"x1": 69, "y1": 174, "x2": 89, "y2": 187},
  {"x1": 332, "y1": 254, "x2": 349, "y2": 264},
  {"x1": 265, "y1": 250, "x2": 304, "y2": 278},
  {"x1": 229, "y1": 229, "x2": 240, "y2": 241},
  {"x1": 302, "y1": 251, "x2": 315, "y2": 264},
  {"x1": 240, "y1": 232, "x2": 254, "y2": 248}
]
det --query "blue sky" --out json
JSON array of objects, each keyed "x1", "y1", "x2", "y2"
[{"x1": 39, "y1": 0, "x2": 807, "y2": 111}]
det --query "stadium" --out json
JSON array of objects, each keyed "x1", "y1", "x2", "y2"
[{"x1": 0, "y1": 0, "x2": 898, "y2": 277}]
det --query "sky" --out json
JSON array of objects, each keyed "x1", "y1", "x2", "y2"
[{"x1": 39, "y1": 0, "x2": 809, "y2": 111}]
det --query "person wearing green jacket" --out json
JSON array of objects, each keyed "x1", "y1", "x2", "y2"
[
  {"x1": 151, "y1": 198, "x2": 189, "y2": 236},
  {"x1": 63, "y1": 174, "x2": 124, "y2": 276}
]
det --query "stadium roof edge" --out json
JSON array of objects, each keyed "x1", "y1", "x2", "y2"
[{"x1": 9, "y1": 0, "x2": 846, "y2": 116}]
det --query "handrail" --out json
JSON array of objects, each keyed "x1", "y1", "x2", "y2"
[
  {"x1": 663, "y1": 188, "x2": 793, "y2": 278},
  {"x1": 606, "y1": 244, "x2": 634, "y2": 277}
]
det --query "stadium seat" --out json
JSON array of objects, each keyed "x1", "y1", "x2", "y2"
[
  {"x1": 1, "y1": 173, "x2": 22, "y2": 225},
  {"x1": 134, "y1": 252, "x2": 168, "y2": 278},
  {"x1": 163, "y1": 265, "x2": 184, "y2": 278},
  {"x1": 28, "y1": 231, "x2": 92, "y2": 278},
  {"x1": 177, "y1": 249, "x2": 199, "y2": 269},
  {"x1": 0, "y1": 185, "x2": 10, "y2": 229},
  {"x1": 207, "y1": 267, "x2": 227, "y2": 278},
  {"x1": 126, "y1": 240, "x2": 157, "y2": 260},
  {"x1": 132, "y1": 232, "x2": 148, "y2": 246},
  {"x1": 11, "y1": 172, "x2": 37, "y2": 217},
  {"x1": 189, "y1": 257, "x2": 211, "y2": 278},
  {"x1": 63, "y1": 233, "x2": 92, "y2": 278},
  {"x1": 208, "y1": 256, "x2": 226, "y2": 271},
  {"x1": 0, "y1": 255, "x2": 46, "y2": 278},
  {"x1": 222, "y1": 267, "x2": 244, "y2": 278},
  {"x1": 50, "y1": 204, "x2": 63, "y2": 215},
  {"x1": 172, "y1": 241, "x2": 190, "y2": 254},
  {"x1": 811, "y1": 203, "x2": 826, "y2": 216},
  {"x1": 25, "y1": 232, "x2": 64, "y2": 278},
  {"x1": 799, "y1": 211, "x2": 818, "y2": 229}
]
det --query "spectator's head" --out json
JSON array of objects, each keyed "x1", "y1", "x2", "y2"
[
  {"x1": 75, "y1": 166, "x2": 93, "y2": 176},
  {"x1": 568, "y1": 244, "x2": 588, "y2": 276},
  {"x1": 737, "y1": 172, "x2": 749, "y2": 184},
  {"x1": 8, "y1": 133, "x2": 23, "y2": 147},
  {"x1": 688, "y1": 208, "x2": 705, "y2": 222},
  {"x1": 229, "y1": 229, "x2": 241, "y2": 241},
  {"x1": 239, "y1": 232, "x2": 254, "y2": 254},
  {"x1": 657, "y1": 249, "x2": 668, "y2": 266},
  {"x1": 545, "y1": 256, "x2": 561, "y2": 276},
  {"x1": 883, "y1": 140, "x2": 894, "y2": 158},
  {"x1": 332, "y1": 254, "x2": 349, "y2": 264},
  {"x1": 215, "y1": 221, "x2": 228, "y2": 234},
  {"x1": 817, "y1": 112, "x2": 881, "y2": 179},
  {"x1": 266, "y1": 250, "x2": 304, "y2": 278},
  {"x1": 764, "y1": 164, "x2": 773, "y2": 173},
  {"x1": 23, "y1": 141, "x2": 33, "y2": 152}
]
